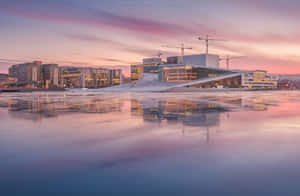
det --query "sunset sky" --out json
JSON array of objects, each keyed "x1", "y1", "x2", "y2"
[{"x1": 1, "y1": 0, "x2": 300, "y2": 76}]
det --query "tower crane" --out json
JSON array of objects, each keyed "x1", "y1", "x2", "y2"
[
  {"x1": 198, "y1": 35, "x2": 226, "y2": 55},
  {"x1": 162, "y1": 43, "x2": 192, "y2": 64},
  {"x1": 220, "y1": 55, "x2": 246, "y2": 70}
]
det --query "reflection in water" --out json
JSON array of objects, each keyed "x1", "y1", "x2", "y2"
[
  {"x1": 0, "y1": 93, "x2": 274, "y2": 144},
  {"x1": 0, "y1": 92, "x2": 276, "y2": 148},
  {"x1": 1, "y1": 91, "x2": 300, "y2": 195},
  {"x1": 0, "y1": 93, "x2": 271, "y2": 125}
]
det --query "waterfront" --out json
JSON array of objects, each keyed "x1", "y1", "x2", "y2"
[{"x1": 1, "y1": 91, "x2": 300, "y2": 195}]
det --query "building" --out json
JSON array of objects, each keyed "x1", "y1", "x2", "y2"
[
  {"x1": 61, "y1": 67, "x2": 122, "y2": 88},
  {"x1": 8, "y1": 61, "x2": 62, "y2": 88},
  {"x1": 0, "y1": 74, "x2": 8, "y2": 82},
  {"x1": 9, "y1": 61, "x2": 42, "y2": 88},
  {"x1": 158, "y1": 64, "x2": 278, "y2": 89},
  {"x1": 241, "y1": 71, "x2": 278, "y2": 88},
  {"x1": 131, "y1": 58, "x2": 162, "y2": 81},
  {"x1": 143, "y1": 58, "x2": 162, "y2": 65},
  {"x1": 131, "y1": 64, "x2": 144, "y2": 82},
  {"x1": 131, "y1": 54, "x2": 221, "y2": 82},
  {"x1": 41, "y1": 64, "x2": 59, "y2": 88},
  {"x1": 110, "y1": 69, "x2": 122, "y2": 86},
  {"x1": 8, "y1": 65, "x2": 18, "y2": 78},
  {"x1": 167, "y1": 54, "x2": 220, "y2": 69},
  {"x1": 159, "y1": 64, "x2": 231, "y2": 83},
  {"x1": 60, "y1": 67, "x2": 84, "y2": 88}
]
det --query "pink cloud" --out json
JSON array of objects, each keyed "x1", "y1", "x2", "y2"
[{"x1": 0, "y1": 4, "x2": 193, "y2": 37}]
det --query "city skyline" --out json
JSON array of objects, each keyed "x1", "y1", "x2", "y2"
[{"x1": 1, "y1": 0, "x2": 300, "y2": 76}]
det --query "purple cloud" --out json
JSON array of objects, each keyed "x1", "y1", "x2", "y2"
[
  {"x1": 64, "y1": 33, "x2": 160, "y2": 57},
  {"x1": 0, "y1": 0, "x2": 193, "y2": 37}
]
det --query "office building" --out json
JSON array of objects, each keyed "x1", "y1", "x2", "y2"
[
  {"x1": 61, "y1": 67, "x2": 122, "y2": 88},
  {"x1": 60, "y1": 67, "x2": 84, "y2": 88},
  {"x1": 40, "y1": 64, "x2": 59, "y2": 88},
  {"x1": 9, "y1": 61, "x2": 42, "y2": 87}
]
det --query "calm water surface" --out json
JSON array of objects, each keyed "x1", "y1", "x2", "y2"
[{"x1": 0, "y1": 91, "x2": 300, "y2": 195}]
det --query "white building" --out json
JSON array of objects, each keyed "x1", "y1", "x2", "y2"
[
  {"x1": 167, "y1": 54, "x2": 220, "y2": 69},
  {"x1": 241, "y1": 71, "x2": 278, "y2": 88}
]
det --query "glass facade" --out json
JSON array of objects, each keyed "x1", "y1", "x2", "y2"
[
  {"x1": 131, "y1": 64, "x2": 143, "y2": 81},
  {"x1": 159, "y1": 65, "x2": 233, "y2": 83},
  {"x1": 189, "y1": 75, "x2": 242, "y2": 88},
  {"x1": 61, "y1": 67, "x2": 121, "y2": 88},
  {"x1": 131, "y1": 63, "x2": 160, "y2": 81}
]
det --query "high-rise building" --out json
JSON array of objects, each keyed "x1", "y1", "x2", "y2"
[
  {"x1": 8, "y1": 62, "x2": 122, "y2": 89},
  {"x1": 41, "y1": 64, "x2": 59, "y2": 88},
  {"x1": 9, "y1": 61, "x2": 42, "y2": 87}
]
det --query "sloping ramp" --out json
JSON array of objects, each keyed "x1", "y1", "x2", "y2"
[{"x1": 80, "y1": 72, "x2": 243, "y2": 92}]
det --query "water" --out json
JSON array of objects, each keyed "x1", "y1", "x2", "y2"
[{"x1": 0, "y1": 91, "x2": 300, "y2": 195}]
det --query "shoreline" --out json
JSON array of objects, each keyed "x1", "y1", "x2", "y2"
[
  {"x1": 0, "y1": 88, "x2": 65, "y2": 93},
  {"x1": 0, "y1": 87, "x2": 297, "y2": 93}
]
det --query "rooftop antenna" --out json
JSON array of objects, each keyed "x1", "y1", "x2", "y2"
[
  {"x1": 198, "y1": 35, "x2": 226, "y2": 55},
  {"x1": 162, "y1": 43, "x2": 192, "y2": 64}
]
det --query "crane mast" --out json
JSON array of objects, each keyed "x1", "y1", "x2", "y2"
[
  {"x1": 220, "y1": 56, "x2": 246, "y2": 69},
  {"x1": 198, "y1": 35, "x2": 226, "y2": 55},
  {"x1": 162, "y1": 43, "x2": 192, "y2": 64}
]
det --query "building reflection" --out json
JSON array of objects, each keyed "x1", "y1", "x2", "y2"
[
  {"x1": 131, "y1": 99, "x2": 228, "y2": 127},
  {"x1": 130, "y1": 96, "x2": 275, "y2": 143},
  {"x1": 0, "y1": 94, "x2": 273, "y2": 124},
  {"x1": 0, "y1": 95, "x2": 122, "y2": 121}
]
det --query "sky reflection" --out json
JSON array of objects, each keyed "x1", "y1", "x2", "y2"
[{"x1": 0, "y1": 91, "x2": 300, "y2": 195}]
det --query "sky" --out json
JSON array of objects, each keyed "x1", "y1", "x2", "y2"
[{"x1": 1, "y1": 0, "x2": 300, "y2": 76}]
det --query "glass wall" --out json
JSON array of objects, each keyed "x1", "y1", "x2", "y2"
[
  {"x1": 159, "y1": 65, "x2": 233, "y2": 83},
  {"x1": 188, "y1": 75, "x2": 242, "y2": 88}
]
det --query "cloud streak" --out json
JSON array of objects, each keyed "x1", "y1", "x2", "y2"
[
  {"x1": 0, "y1": 0, "x2": 193, "y2": 37},
  {"x1": 64, "y1": 32, "x2": 160, "y2": 57}
]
